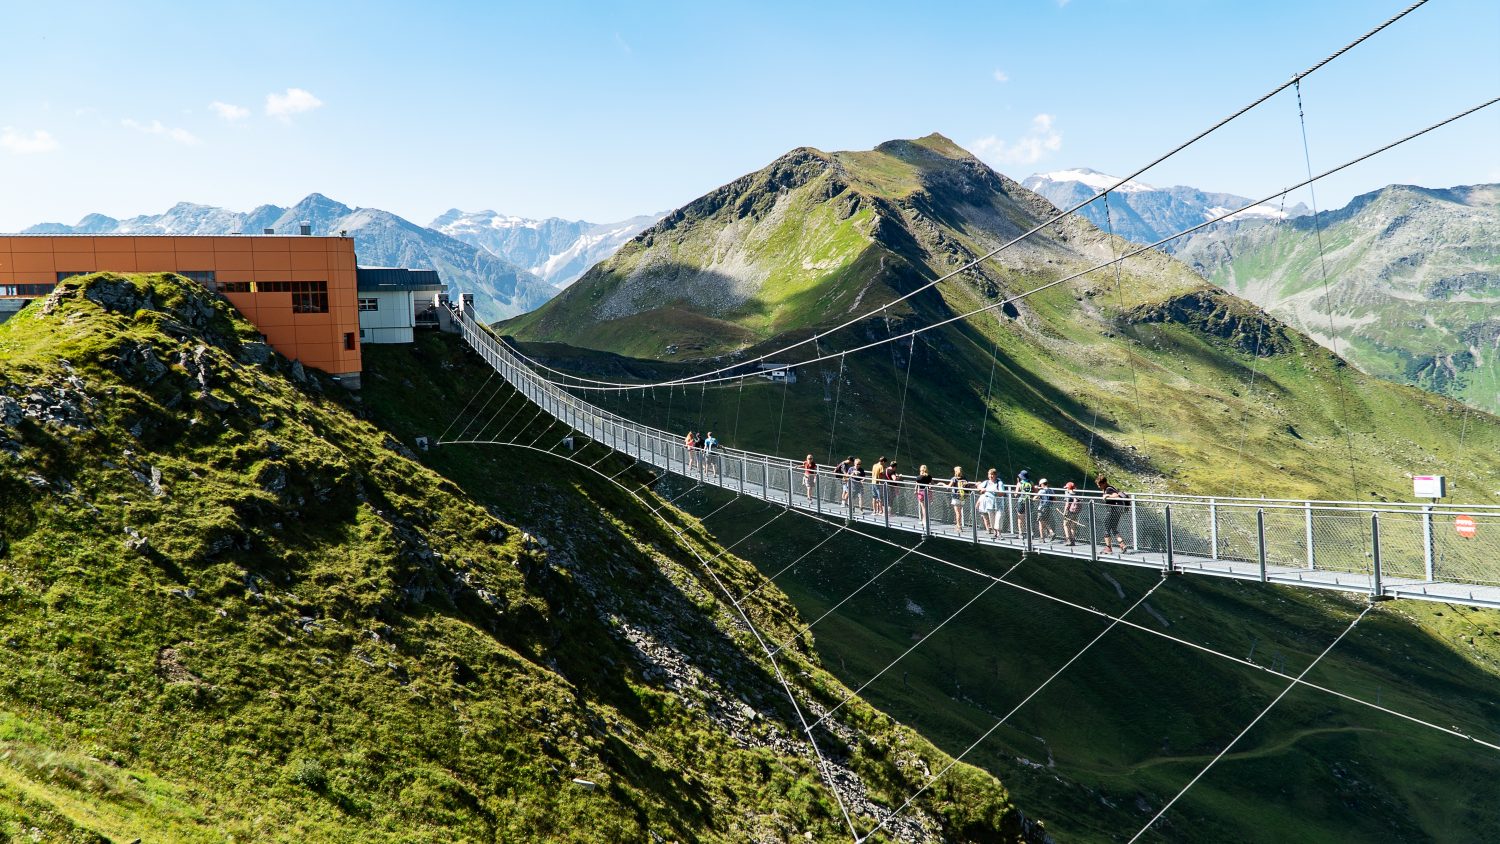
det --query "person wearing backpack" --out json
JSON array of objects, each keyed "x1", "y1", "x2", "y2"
[
  {"x1": 1034, "y1": 478, "x2": 1057, "y2": 541},
  {"x1": 703, "y1": 432, "x2": 718, "y2": 476},
  {"x1": 836, "y1": 456, "x2": 854, "y2": 507},
  {"x1": 946, "y1": 466, "x2": 968, "y2": 533},
  {"x1": 1061, "y1": 481, "x2": 1082, "y2": 546},
  {"x1": 1096, "y1": 474, "x2": 1129, "y2": 554},
  {"x1": 1013, "y1": 470, "x2": 1034, "y2": 536}
]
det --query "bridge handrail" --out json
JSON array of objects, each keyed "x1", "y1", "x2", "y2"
[{"x1": 448, "y1": 305, "x2": 1500, "y2": 598}]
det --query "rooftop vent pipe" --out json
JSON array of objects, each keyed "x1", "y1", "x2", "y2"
[{"x1": 299, "y1": 222, "x2": 312, "y2": 236}]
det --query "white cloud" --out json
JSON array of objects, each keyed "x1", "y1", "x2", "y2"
[
  {"x1": 969, "y1": 113, "x2": 1062, "y2": 168},
  {"x1": 0, "y1": 127, "x2": 59, "y2": 154},
  {"x1": 210, "y1": 101, "x2": 250, "y2": 121},
  {"x1": 265, "y1": 88, "x2": 324, "y2": 121},
  {"x1": 992, "y1": 69, "x2": 1009, "y2": 83},
  {"x1": 122, "y1": 118, "x2": 200, "y2": 145}
]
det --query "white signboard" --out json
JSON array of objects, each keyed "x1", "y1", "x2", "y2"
[{"x1": 1413, "y1": 475, "x2": 1446, "y2": 499}]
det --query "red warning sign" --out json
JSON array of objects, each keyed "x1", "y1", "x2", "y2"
[{"x1": 1455, "y1": 515, "x2": 1477, "y2": 539}]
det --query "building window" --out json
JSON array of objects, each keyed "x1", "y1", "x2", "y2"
[
  {"x1": 344, "y1": 332, "x2": 356, "y2": 351},
  {"x1": 2, "y1": 283, "x2": 57, "y2": 297},
  {"x1": 217, "y1": 282, "x2": 252, "y2": 293},
  {"x1": 255, "y1": 280, "x2": 329, "y2": 314},
  {"x1": 56, "y1": 271, "x2": 91, "y2": 282},
  {"x1": 358, "y1": 298, "x2": 379, "y2": 312},
  {"x1": 178, "y1": 271, "x2": 216, "y2": 285}
]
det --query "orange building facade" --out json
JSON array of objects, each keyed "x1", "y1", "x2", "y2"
[{"x1": 0, "y1": 235, "x2": 361, "y2": 379}]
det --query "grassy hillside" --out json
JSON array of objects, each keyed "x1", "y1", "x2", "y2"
[
  {"x1": 503, "y1": 136, "x2": 1500, "y2": 504},
  {"x1": 0, "y1": 273, "x2": 1038, "y2": 842},
  {"x1": 1174, "y1": 183, "x2": 1500, "y2": 414}
]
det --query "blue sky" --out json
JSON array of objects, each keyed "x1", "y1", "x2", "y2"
[{"x1": 0, "y1": 0, "x2": 1495, "y2": 231}]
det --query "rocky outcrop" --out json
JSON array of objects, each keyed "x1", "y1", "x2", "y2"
[{"x1": 1126, "y1": 289, "x2": 1298, "y2": 356}]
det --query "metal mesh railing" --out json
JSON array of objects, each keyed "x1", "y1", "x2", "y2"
[{"x1": 448, "y1": 305, "x2": 1500, "y2": 605}]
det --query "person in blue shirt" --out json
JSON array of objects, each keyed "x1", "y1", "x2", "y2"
[{"x1": 703, "y1": 431, "x2": 719, "y2": 475}]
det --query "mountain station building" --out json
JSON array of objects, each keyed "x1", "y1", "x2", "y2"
[{"x1": 0, "y1": 233, "x2": 446, "y2": 387}]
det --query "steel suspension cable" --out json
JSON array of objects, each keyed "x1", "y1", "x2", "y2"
[
  {"x1": 769, "y1": 541, "x2": 927, "y2": 658},
  {"x1": 1127, "y1": 605, "x2": 1374, "y2": 843},
  {"x1": 1295, "y1": 78, "x2": 1362, "y2": 494},
  {"x1": 858, "y1": 576, "x2": 1169, "y2": 842},
  {"x1": 738, "y1": 523, "x2": 848, "y2": 604},
  {"x1": 437, "y1": 369, "x2": 496, "y2": 443},
  {"x1": 492, "y1": 0, "x2": 1433, "y2": 395},
  {"x1": 777, "y1": 504, "x2": 1500, "y2": 754},
  {"x1": 535, "y1": 98, "x2": 1496, "y2": 395},
  {"x1": 474, "y1": 441, "x2": 860, "y2": 838},
  {"x1": 810, "y1": 553, "x2": 1028, "y2": 729}
]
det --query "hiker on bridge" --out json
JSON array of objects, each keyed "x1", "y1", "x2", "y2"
[
  {"x1": 836, "y1": 456, "x2": 854, "y2": 507},
  {"x1": 704, "y1": 432, "x2": 719, "y2": 475},
  {"x1": 870, "y1": 456, "x2": 888, "y2": 516},
  {"x1": 1096, "y1": 474, "x2": 1130, "y2": 554},
  {"x1": 1014, "y1": 470, "x2": 1034, "y2": 537},
  {"x1": 1061, "y1": 481, "x2": 1081, "y2": 546},
  {"x1": 946, "y1": 467, "x2": 967, "y2": 533},
  {"x1": 683, "y1": 430, "x2": 697, "y2": 471},
  {"x1": 916, "y1": 464, "x2": 933, "y2": 525},
  {"x1": 1035, "y1": 478, "x2": 1057, "y2": 541},
  {"x1": 977, "y1": 469, "x2": 1003, "y2": 538},
  {"x1": 802, "y1": 454, "x2": 817, "y2": 504}
]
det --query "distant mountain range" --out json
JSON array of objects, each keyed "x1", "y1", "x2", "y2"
[
  {"x1": 23, "y1": 196, "x2": 575, "y2": 322},
  {"x1": 430, "y1": 210, "x2": 664, "y2": 288},
  {"x1": 1174, "y1": 183, "x2": 1500, "y2": 414},
  {"x1": 1021, "y1": 168, "x2": 1309, "y2": 248}
]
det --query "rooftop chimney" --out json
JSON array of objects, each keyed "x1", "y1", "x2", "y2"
[
  {"x1": 262, "y1": 227, "x2": 274, "y2": 235},
  {"x1": 299, "y1": 222, "x2": 312, "y2": 236}
]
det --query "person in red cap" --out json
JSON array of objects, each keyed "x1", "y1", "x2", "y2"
[{"x1": 1061, "y1": 481, "x2": 1082, "y2": 546}]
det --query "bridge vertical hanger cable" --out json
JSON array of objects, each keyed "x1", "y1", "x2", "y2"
[
  {"x1": 732, "y1": 374, "x2": 747, "y2": 447},
  {"x1": 1127, "y1": 604, "x2": 1374, "y2": 843},
  {"x1": 893, "y1": 332, "x2": 917, "y2": 462},
  {"x1": 1229, "y1": 193, "x2": 1288, "y2": 496},
  {"x1": 1103, "y1": 193, "x2": 1147, "y2": 460},
  {"x1": 827, "y1": 353, "x2": 846, "y2": 463},
  {"x1": 773, "y1": 356, "x2": 792, "y2": 456},
  {"x1": 437, "y1": 369, "x2": 495, "y2": 444},
  {"x1": 1076, "y1": 201, "x2": 1123, "y2": 486},
  {"x1": 452, "y1": 379, "x2": 509, "y2": 444},
  {"x1": 973, "y1": 333, "x2": 1001, "y2": 482},
  {"x1": 1295, "y1": 78, "x2": 1361, "y2": 494}
]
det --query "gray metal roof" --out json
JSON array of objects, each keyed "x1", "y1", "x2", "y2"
[{"x1": 356, "y1": 266, "x2": 446, "y2": 292}]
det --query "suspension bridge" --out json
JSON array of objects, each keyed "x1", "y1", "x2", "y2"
[
  {"x1": 433, "y1": 3, "x2": 1500, "y2": 838},
  {"x1": 444, "y1": 305, "x2": 1500, "y2": 610}
]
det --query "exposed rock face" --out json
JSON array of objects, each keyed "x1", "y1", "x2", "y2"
[{"x1": 1127, "y1": 290, "x2": 1298, "y2": 357}]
